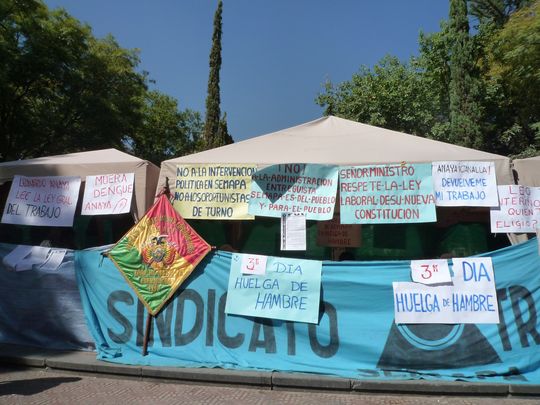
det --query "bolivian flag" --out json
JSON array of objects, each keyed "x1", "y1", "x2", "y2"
[{"x1": 106, "y1": 194, "x2": 211, "y2": 315}]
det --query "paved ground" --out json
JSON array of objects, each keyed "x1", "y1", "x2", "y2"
[{"x1": 0, "y1": 366, "x2": 539, "y2": 405}]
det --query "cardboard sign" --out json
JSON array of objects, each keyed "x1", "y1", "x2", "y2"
[
  {"x1": 394, "y1": 257, "x2": 499, "y2": 324},
  {"x1": 281, "y1": 213, "x2": 306, "y2": 251},
  {"x1": 248, "y1": 164, "x2": 339, "y2": 220},
  {"x1": 173, "y1": 164, "x2": 256, "y2": 220},
  {"x1": 490, "y1": 185, "x2": 540, "y2": 233},
  {"x1": 340, "y1": 163, "x2": 436, "y2": 224},
  {"x1": 410, "y1": 259, "x2": 451, "y2": 285},
  {"x1": 432, "y1": 161, "x2": 498, "y2": 207},
  {"x1": 1, "y1": 175, "x2": 81, "y2": 227},
  {"x1": 317, "y1": 213, "x2": 361, "y2": 247},
  {"x1": 226, "y1": 254, "x2": 322, "y2": 324},
  {"x1": 81, "y1": 173, "x2": 134, "y2": 215}
]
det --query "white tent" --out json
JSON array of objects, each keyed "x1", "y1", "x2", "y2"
[
  {"x1": 0, "y1": 149, "x2": 159, "y2": 219},
  {"x1": 158, "y1": 116, "x2": 513, "y2": 190},
  {"x1": 513, "y1": 156, "x2": 540, "y2": 186}
]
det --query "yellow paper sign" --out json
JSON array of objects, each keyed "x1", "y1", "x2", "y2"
[{"x1": 173, "y1": 164, "x2": 256, "y2": 220}]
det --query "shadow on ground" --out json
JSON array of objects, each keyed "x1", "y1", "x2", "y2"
[{"x1": 0, "y1": 377, "x2": 81, "y2": 396}]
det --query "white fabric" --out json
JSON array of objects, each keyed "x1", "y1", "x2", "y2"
[{"x1": 158, "y1": 116, "x2": 513, "y2": 193}]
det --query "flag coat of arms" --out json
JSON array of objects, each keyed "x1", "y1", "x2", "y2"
[{"x1": 106, "y1": 194, "x2": 211, "y2": 315}]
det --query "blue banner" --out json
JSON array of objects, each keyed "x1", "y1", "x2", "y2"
[
  {"x1": 340, "y1": 163, "x2": 436, "y2": 224},
  {"x1": 75, "y1": 239, "x2": 540, "y2": 384},
  {"x1": 248, "y1": 164, "x2": 338, "y2": 220}
]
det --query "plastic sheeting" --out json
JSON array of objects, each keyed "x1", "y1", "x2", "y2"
[{"x1": 0, "y1": 243, "x2": 94, "y2": 351}]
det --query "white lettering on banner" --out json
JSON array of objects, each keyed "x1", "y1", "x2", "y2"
[
  {"x1": 394, "y1": 257, "x2": 499, "y2": 324},
  {"x1": 490, "y1": 185, "x2": 540, "y2": 233}
]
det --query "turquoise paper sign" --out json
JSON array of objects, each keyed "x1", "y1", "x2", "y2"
[
  {"x1": 248, "y1": 164, "x2": 338, "y2": 220},
  {"x1": 225, "y1": 253, "x2": 322, "y2": 324},
  {"x1": 340, "y1": 163, "x2": 436, "y2": 224}
]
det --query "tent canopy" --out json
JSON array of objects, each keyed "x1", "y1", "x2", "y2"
[
  {"x1": 0, "y1": 148, "x2": 159, "y2": 219},
  {"x1": 513, "y1": 156, "x2": 540, "y2": 187},
  {"x1": 158, "y1": 116, "x2": 513, "y2": 190}
]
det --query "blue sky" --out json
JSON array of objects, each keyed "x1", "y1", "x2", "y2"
[{"x1": 44, "y1": 0, "x2": 449, "y2": 142}]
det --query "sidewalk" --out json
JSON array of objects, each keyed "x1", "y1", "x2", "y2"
[{"x1": 1, "y1": 344, "x2": 539, "y2": 398}]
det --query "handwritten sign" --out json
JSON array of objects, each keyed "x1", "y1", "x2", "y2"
[
  {"x1": 339, "y1": 163, "x2": 436, "y2": 224},
  {"x1": 490, "y1": 185, "x2": 540, "y2": 233},
  {"x1": 394, "y1": 257, "x2": 499, "y2": 324},
  {"x1": 225, "y1": 254, "x2": 322, "y2": 324},
  {"x1": 241, "y1": 254, "x2": 267, "y2": 275},
  {"x1": 281, "y1": 213, "x2": 306, "y2": 251},
  {"x1": 81, "y1": 173, "x2": 134, "y2": 215},
  {"x1": 317, "y1": 213, "x2": 361, "y2": 247},
  {"x1": 1, "y1": 175, "x2": 81, "y2": 227},
  {"x1": 410, "y1": 259, "x2": 451, "y2": 285},
  {"x1": 173, "y1": 164, "x2": 256, "y2": 220},
  {"x1": 248, "y1": 164, "x2": 339, "y2": 220},
  {"x1": 432, "y1": 161, "x2": 498, "y2": 207}
]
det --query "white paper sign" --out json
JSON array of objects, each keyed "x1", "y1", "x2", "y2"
[
  {"x1": 410, "y1": 259, "x2": 451, "y2": 285},
  {"x1": 394, "y1": 257, "x2": 499, "y2": 324},
  {"x1": 1, "y1": 175, "x2": 81, "y2": 227},
  {"x1": 490, "y1": 185, "x2": 540, "y2": 233},
  {"x1": 432, "y1": 161, "x2": 498, "y2": 207},
  {"x1": 81, "y1": 173, "x2": 134, "y2": 215},
  {"x1": 281, "y1": 213, "x2": 306, "y2": 251},
  {"x1": 240, "y1": 253, "x2": 268, "y2": 275}
]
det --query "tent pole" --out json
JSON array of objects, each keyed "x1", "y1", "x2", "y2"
[{"x1": 142, "y1": 312, "x2": 153, "y2": 356}]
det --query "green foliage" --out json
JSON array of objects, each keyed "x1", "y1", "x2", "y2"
[
  {"x1": 125, "y1": 90, "x2": 202, "y2": 165},
  {"x1": 0, "y1": 0, "x2": 147, "y2": 161},
  {"x1": 448, "y1": 0, "x2": 484, "y2": 149},
  {"x1": 316, "y1": 56, "x2": 438, "y2": 137},
  {"x1": 202, "y1": 0, "x2": 230, "y2": 150},
  {"x1": 469, "y1": 0, "x2": 532, "y2": 26},
  {"x1": 316, "y1": 0, "x2": 539, "y2": 157}
]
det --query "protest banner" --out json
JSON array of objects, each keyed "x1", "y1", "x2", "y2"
[
  {"x1": 317, "y1": 213, "x2": 361, "y2": 247},
  {"x1": 225, "y1": 253, "x2": 322, "y2": 324},
  {"x1": 490, "y1": 185, "x2": 540, "y2": 233},
  {"x1": 81, "y1": 173, "x2": 134, "y2": 215},
  {"x1": 394, "y1": 257, "x2": 499, "y2": 324},
  {"x1": 76, "y1": 239, "x2": 540, "y2": 383},
  {"x1": 1, "y1": 175, "x2": 81, "y2": 227},
  {"x1": 173, "y1": 164, "x2": 256, "y2": 220},
  {"x1": 339, "y1": 163, "x2": 436, "y2": 224},
  {"x1": 432, "y1": 161, "x2": 498, "y2": 207},
  {"x1": 248, "y1": 164, "x2": 338, "y2": 220}
]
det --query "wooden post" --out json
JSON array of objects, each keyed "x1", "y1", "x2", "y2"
[{"x1": 142, "y1": 312, "x2": 153, "y2": 356}]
